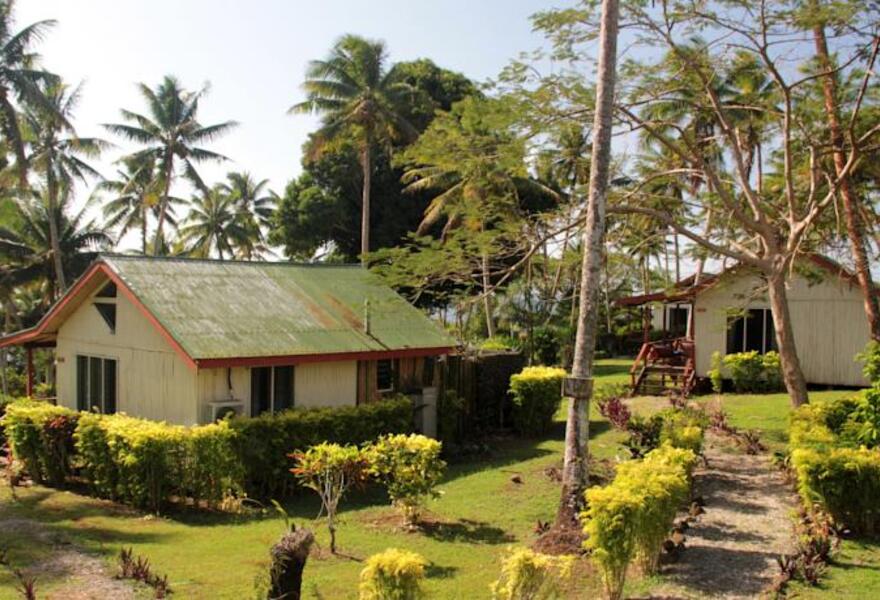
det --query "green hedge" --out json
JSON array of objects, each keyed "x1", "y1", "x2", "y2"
[
  {"x1": 508, "y1": 366, "x2": 566, "y2": 436},
  {"x1": 75, "y1": 412, "x2": 243, "y2": 512},
  {"x1": 789, "y1": 395, "x2": 880, "y2": 534},
  {"x1": 709, "y1": 350, "x2": 783, "y2": 393},
  {"x1": 3, "y1": 400, "x2": 78, "y2": 486},
  {"x1": 230, "y1": 396, "x2": 413, "y2": 498}
]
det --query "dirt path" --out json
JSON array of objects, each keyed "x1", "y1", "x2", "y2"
[
  {"x1": 0, "y1": 513, "x2": 135, "y2": 599},
  {"x1": 659, "y1": 433, "x2": 797, "y2": 599}
]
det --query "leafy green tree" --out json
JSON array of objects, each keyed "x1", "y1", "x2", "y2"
[
  {"x1": 273, "y1": 59, "x2": 477, "y2": 260},
  {"x1": 289, "y1": 35, "x2": 418, "y2": 262},
  {"x1": 103, "y1": 76, "x2": 237, "y2": 254},
  {"x1": 0, "y1": 1, "x2": 58, "y2": 182},
  {"x1": 218, "y1": 171, "x2": 275, "y2": 258},
  {"x1": 25, "y1": 81, "x2": 106, "y2": 293}
]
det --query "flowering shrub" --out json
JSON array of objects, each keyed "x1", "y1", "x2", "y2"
[
  {"x1": 290, "y1": 442, "x2": 368, "y2": 553},
  {"x1": 595, "y1": 384, "x2": 632, "y2": 431},
  {"x1": 489, "y1": 547, "x2": 574, "y2": 600},
  {"x1": 366, "y1": 434, "x2": 445, "y2": 526},
  {"x1": 508, "y1": 366, "x2": 566, "y2": 436},
  {"x1": 358, "y1": 548, "x2": 427, "y2": 600}
]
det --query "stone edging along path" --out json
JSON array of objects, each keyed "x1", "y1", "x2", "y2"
[{"x1": 657, "y1": 432, "x2": 798, "y2": 599}]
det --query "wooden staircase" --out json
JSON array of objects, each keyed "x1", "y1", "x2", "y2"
[{"x1": 630, "y1": 337, "x2": 696, "y2": 398}]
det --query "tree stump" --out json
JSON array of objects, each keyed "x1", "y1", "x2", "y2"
[{"x1": 268, "y1": 527, "x2": 315, "y2": 600}]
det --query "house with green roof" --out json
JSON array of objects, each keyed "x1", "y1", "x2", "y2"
[{"x1": 0, "y1": 256, "x2": 455, "y2": 425}]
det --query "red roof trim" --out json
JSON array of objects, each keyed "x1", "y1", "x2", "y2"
[{"x1": 195, "y1": 346, "x2": 454, "y2": 369}]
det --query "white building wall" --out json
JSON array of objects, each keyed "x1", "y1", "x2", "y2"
[
  {"x1": 693, "y1": 271, "x2": 870, "y2": 387},
  {"x1": 55, "y1": 286, "x2": 199, "y2": 424}
]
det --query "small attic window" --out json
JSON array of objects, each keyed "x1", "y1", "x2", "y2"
[
  {"x1": 96, "y1": 281, "x2": 117, "y2": 298},
  {"x1": 94, "y1": 302, "x2": 117, "y2": 333}
]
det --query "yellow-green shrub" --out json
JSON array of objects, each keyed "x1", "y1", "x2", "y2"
[
  {"x1": 366, "y1": 434, "x2": 445, "y2": 525},
  {"x1": 791, "y1": 446, "x2": 880, "y2": 535},
  {"x1": 508, "y1": 366, "x2": 566, "y2": 436},
  {"x1": 2, "y1": 400, "x2": 78, "y2": 486},
  {"x1": 75, "y1": 413, "x2": 243, "y2": 512},
  {"x1": 358, "y1": 548, "x2": 427, "y2": 600},
  {"x1": 583, "y1": 444, "x2": 696, "y2": 598},
  {"x1": 489, "y1": 547, "x2": 574, "y2": 600}
]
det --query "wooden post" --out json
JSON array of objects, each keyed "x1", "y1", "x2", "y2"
[{"x1": 26, "y1": 346, "x2": 34, "y2": 398}]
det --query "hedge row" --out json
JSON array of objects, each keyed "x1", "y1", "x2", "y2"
[
  {"x1": 2, "y1": 396, "x2": 413, "y2": 510},
  {"x1": 709, "y1": 350, "x2": 784, "y2": 393},
  {"x1": 583, "y1": 444, "x2": 698, "y2": 600},
  {"x1": 789, "y1": 393, "x2": 880, "y2": 534},
  {"x1": 231, "y1": 396, "x2": 413, "y2": 498}
]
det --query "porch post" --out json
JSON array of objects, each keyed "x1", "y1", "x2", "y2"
[{"x1": 26, "y1": 346, "x2": 34, "y2": 397}]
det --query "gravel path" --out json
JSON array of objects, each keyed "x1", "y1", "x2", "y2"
[
  {"x1": 0, "y1": 510, "x2": 135, "y2": 599},
  {"x1": 660, "y1": 433, "x2": 797, "y2": 599}
]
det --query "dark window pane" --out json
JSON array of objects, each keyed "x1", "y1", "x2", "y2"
[
  {"x1": 765, "y1": 310, "x2": 777, "y2": 352},
  {"x1": 96, "y1": 282, "x2": 117, "y2": 298},
  {"x1": 250, "y1": 367, "x2": 271, "y2": 416},
  {"x1": 668, "y1": 308, "x2": 689, "y2": 337},
  {"x1": 89, "y1": 356, "x2": 103, "y2": 411},
  {"x1": 76, "y1": 355, "x2": 88, "y2": 411},
  {"x1": 726, "y1": 316, "x2": 744, "y2": 354},
  {"x1": 273, "y1": 366, "x2": 294, "y2": 412},
  {"x1": 376, "y1": 359, "x2": 393, "y2": 391},
  {"x1": 422, "y1": 357, "x2": 435, "y2": 387},
  {"x1": 745, "y1": 309, "x2": 765, "y2": 353},
  {"x1": 94, "y1": 303, "x2": 116, "y2": 333},
  {"x1": 103, "y1": 359, "x2": 117, "y2": 414}
]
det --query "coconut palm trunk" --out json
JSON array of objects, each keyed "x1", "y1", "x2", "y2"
[
  {"x1": 811, "y1": 18, "x2": 880, "y2": 341},
  {"x1": 558, "y1": 0, "x2": 620, "y2": 525},
  {"x1": 361, "y1": 142, "x2": 371, "y2": 263},
  {"x1": 46, "y1": 164, "x2": 67, "y2": 293},
  {"x1": 153, "y1": 157, "x2": 174, "y2": 255}
]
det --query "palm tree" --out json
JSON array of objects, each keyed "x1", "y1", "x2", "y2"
[
  {"x1": 179, "y1": 187, "x2": 252, "y2": 260},
  {"x1": 0, "y1": 188, "x2": 111, "y2": 307},
  {"x1": 103, "y1": 76, "x2": 237, "y2": 254},
  {"x1": 218, "y1": 171, "x2": 275, "y2": 258},
  {"x1": 25, "y1": 81, "x2": 106, "y2": 294},
  {"x1": 0, "y1": 1, "x2": 59, "y2": 183},
  {"x1": 99, "y1": 154, "x2": 185, "y2": 254},
  {"x1": 290, "y1": 34, "x2": 416, "y2": 262}
]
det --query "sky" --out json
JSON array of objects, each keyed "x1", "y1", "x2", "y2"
[{"x1": 17, "y1": 0, "x2": 559, "y2": 199}]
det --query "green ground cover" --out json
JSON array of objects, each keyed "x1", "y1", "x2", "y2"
[{"x1": 0, "y1": 360, "x2": 876, "y2": 599}]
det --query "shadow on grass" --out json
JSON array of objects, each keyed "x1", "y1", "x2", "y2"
[
  {"x1": 418, "y1": 518, "x2": 515, "y2": 545},
  {"x1": 425, "y1": 563, "x2": 459, "y2": 579}
]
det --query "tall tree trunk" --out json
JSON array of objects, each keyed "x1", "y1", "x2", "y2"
[
  {"x1": 812, "y1": 18, "x2": 880, "y2": 341},
  {"x1": 558, "y1": 0, "x2": 620, "y2": 526},
  {"x1": 154, "y1": 157, "x2": 174, "y2": 256},
  {"x1": 141, "y1": 200, "x2": 148, "y2": 255},
  {"x1": 766, "y1": 268, "x2": 809, "y2": 407},
  {"x1": 46, "y1": 165, "x2": 67, "y2": 294},
  {"x1": 673, "y1": 231, "x2": 681, "y2": 283},
  {"x1": 360, "y1": 143, "x2": 372, "y2": 264},
  {"x1": 481, "y1": 248, "x2": 496, "y2": 338}
]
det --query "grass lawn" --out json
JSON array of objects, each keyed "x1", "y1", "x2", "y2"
[{"x1": 0, "y1": 360, "x2": 877, "y2": 599}]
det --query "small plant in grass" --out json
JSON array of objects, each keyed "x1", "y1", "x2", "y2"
[
  {"x1": 0, "y1": 548, "x2": 36, "y2": 600},
  {"x1": 358, "y1": 548, "x2": 427, "y2": 600},
  {"x1": 582, "y1": 484, "x2": 641, "y2": 600},
  {"x1": 366, "y1": 434, "x2": 445, "y2": 527},
  {"x1": 117, "y1": 547, "x2": 171, "y2": 597},
  {"x1": 489, "y1": 547, "x2": 574, "y2": 600},
  {"x1": 289, "y1": 442, "x2": 369, "y2": 553},
  {"x1": 595, "y1": 384, "x2": 631, "y2": 431}
]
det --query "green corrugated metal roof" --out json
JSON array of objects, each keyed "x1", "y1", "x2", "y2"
[{"x1": 103, "y1": 256, "x2": 455, "y2": 360}]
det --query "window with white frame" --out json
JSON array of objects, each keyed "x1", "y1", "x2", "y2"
[
  {"x1": 250, "y1": 366, "x2": 294, "y2": 415},
  {"x1": 76, "y1": 355, "x2": 117, "y2": 413},
  {"x1": 726, "y1": 308, "x2": 777, "y2": 354}
]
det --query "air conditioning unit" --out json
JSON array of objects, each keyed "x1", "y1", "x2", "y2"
[{"x1": 209, "y1": 400, "x2": 245, "y2": 422}]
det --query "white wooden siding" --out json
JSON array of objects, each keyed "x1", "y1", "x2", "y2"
[
  {"x1": 55, "y1": 286, "x2": 199, "y2": 424},
  {"x1": 693, "y1": 272, "x2": 869, "y2": 386},
  {"x1": 295, "y1": 361, "x2": 357, "y2": 408}
]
